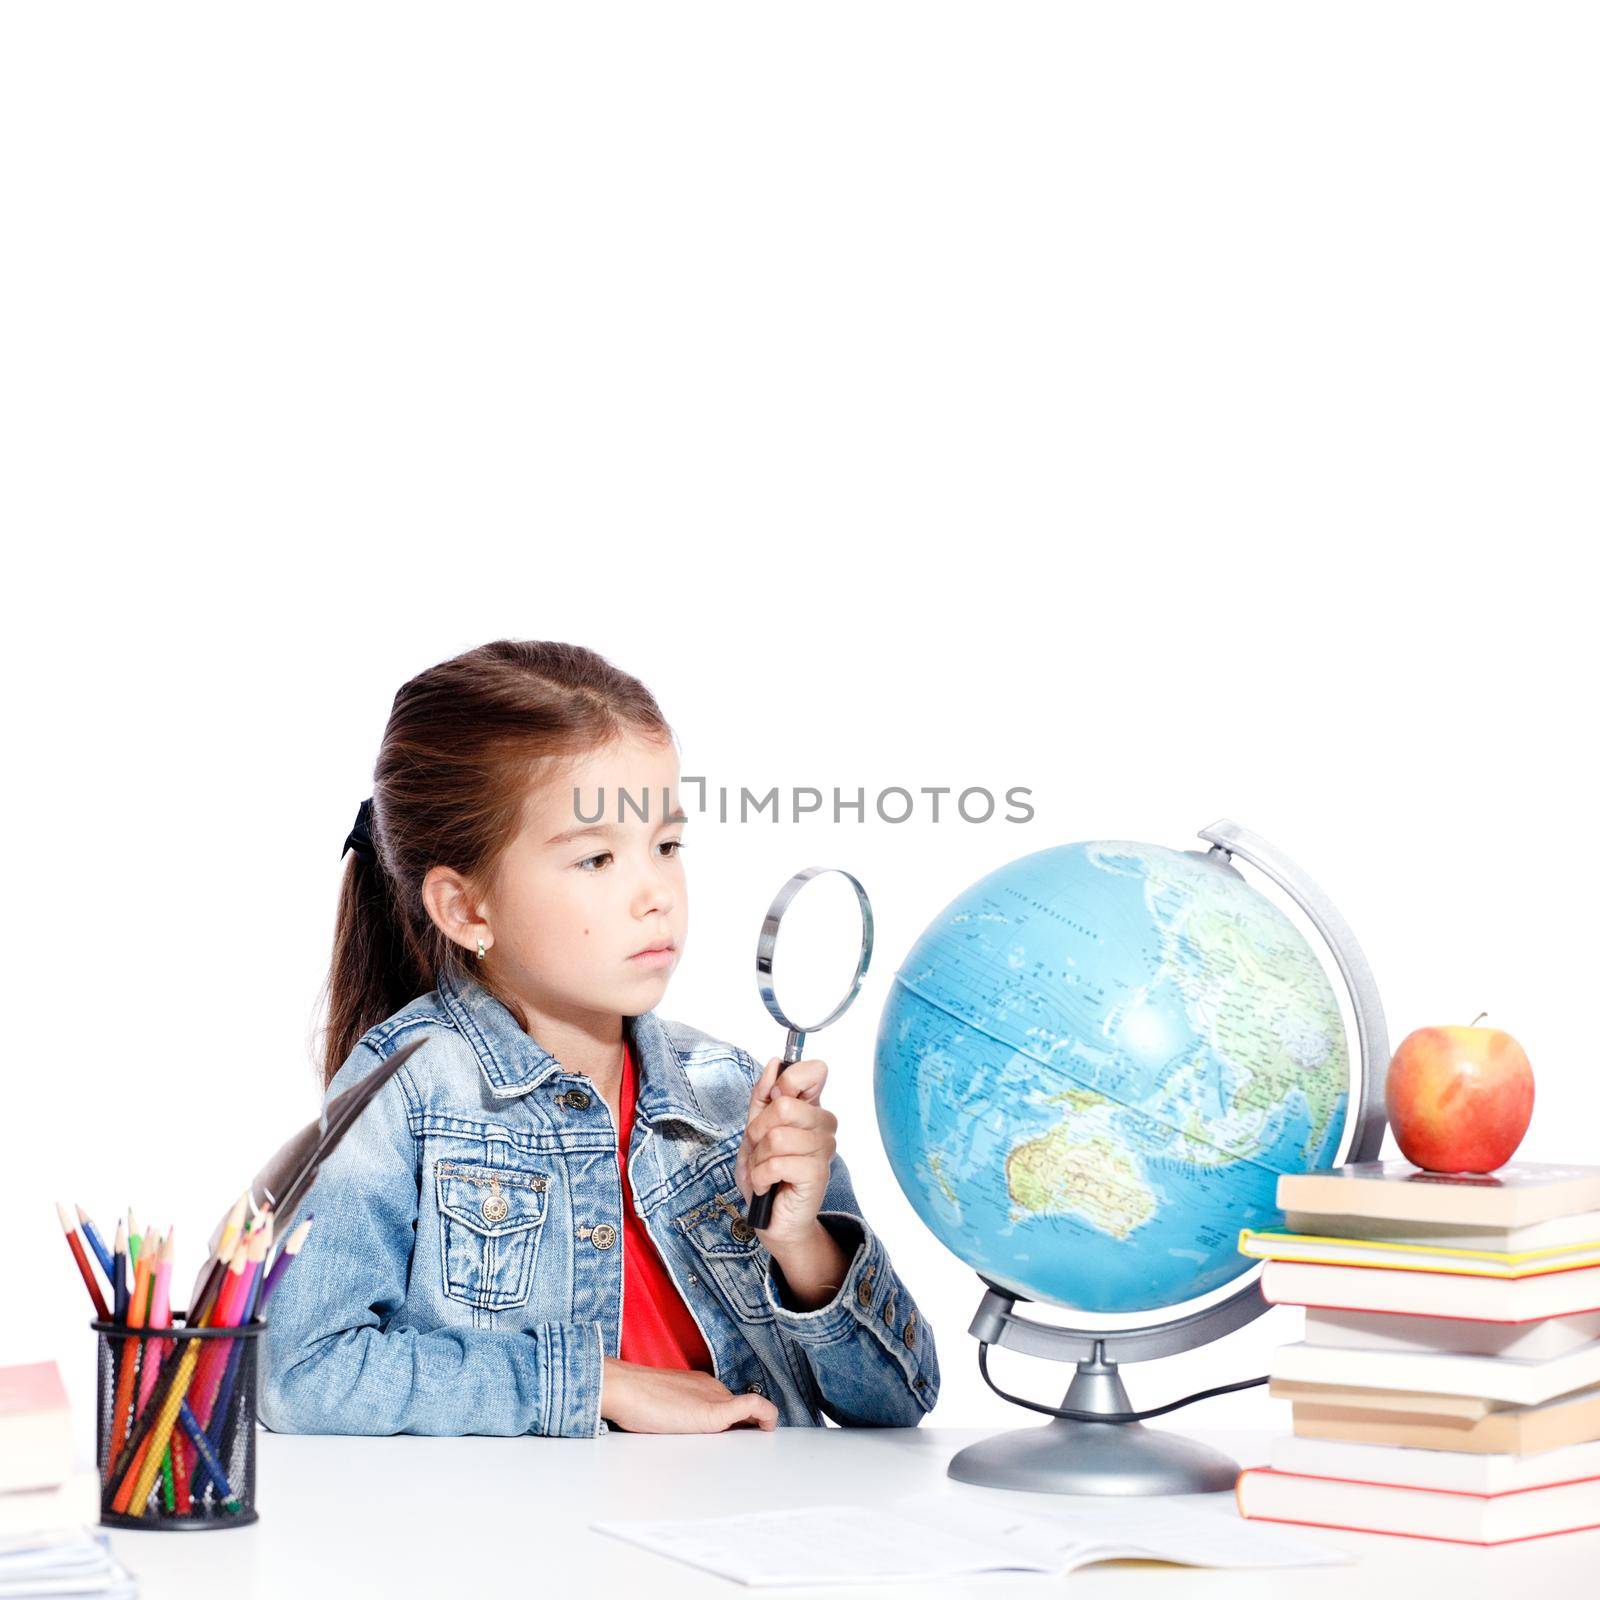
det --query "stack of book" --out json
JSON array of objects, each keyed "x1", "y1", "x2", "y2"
[
  {"x1": 1234, "y1": 1160, "x2": 1600, "y2": 1546},
  {"x1": 0, "y1": 1361, "x2": 136, "y2": 1596}
]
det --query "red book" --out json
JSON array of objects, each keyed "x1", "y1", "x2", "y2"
[
  {"x1": 0, "y1": 1361, "x2": 74, "y2": 1493},
  {"x1": 1238, "y1": 1464, "x2": 1600, "y2": 1545}
]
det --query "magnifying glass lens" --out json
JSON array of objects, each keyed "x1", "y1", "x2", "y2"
[{"x1": 768, "y1": 872, "x2": 871, "y2": 1031}]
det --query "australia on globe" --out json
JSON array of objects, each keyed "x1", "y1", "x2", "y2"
[{"x1": 875, "y1": 841, "x2": 1349, "y2": 1315}]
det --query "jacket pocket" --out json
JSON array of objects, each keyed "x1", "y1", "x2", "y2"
[
  {"x1": 435, "y1": 1160, "x2": 549, "y2": 1311},
  {"x1": 674, "y1": 1184, "x2": 774, "y2": 1323}
]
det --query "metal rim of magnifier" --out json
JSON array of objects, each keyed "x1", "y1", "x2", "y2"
[
  {"x1": 968, "y1": 818, "x2": 1390, "y2": 1368},
  {"x1": 756, "y1": 867, "x2": 875, "y2": 1034}
]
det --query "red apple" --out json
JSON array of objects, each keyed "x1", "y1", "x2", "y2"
[{"x1": 1386, "y1": 1018, "x2": 1534, "y2": 1173}]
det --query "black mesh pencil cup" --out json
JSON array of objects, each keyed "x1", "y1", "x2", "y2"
[{"x1": 92, "y1": 1313, "x2": 264, "y2": 1529}]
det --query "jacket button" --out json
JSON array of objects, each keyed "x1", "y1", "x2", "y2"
[
  {"x1": 590, "y1": 1222, "x2": 617, "y2": 1250},
  {"x1": 729, "y1": 1218, "x2": 755, "y2": 1244},
  {"x1": 561, "y1": 1088, "x2": 592, "y2": 1110},
  {"x1": 745, "y1": 1380, "x2": 765, "y2": 1396},
  {"x1": 914, "y1": 1375, "x2": 928, "y2": 1392},
  {"x1": 902, "y1": 1312, "x2": 917, "y2": 1349}
]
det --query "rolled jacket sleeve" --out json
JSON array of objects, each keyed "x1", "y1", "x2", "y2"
[
  {"x1": 758, "y1": 1150, "x2": 939, "y2": 1427},
  {"x1": 259, "y1": 1035, "x2": 607, "y2": 1440}
]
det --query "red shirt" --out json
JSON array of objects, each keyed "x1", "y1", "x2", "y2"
[{"x1": 616, "y1": 1036, "x2": 715, "y2": 1373}]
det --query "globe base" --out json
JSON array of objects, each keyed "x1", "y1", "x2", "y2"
[
  {"x1": 949, "y1": 1344, "x2": 1240, "y2": 1495},
  {"x1": 947, "y1": 1417, "x2": 1241, "y2": 1496}
]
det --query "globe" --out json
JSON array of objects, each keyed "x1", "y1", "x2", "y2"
[{"x1": 875, "y1": 839, "x2": 1350, "y2": 1316}]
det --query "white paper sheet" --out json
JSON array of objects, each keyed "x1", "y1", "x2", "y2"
[
  {"x1": 593, "y1": 1490, "x2": 1353, "y2": 1586},
  {"x1": 0, "y1": 1529, "x2": 138, "y2": 1598},
  {"x1": 897, "y1": 1493, "x2": 1354, "y2": 1572}
]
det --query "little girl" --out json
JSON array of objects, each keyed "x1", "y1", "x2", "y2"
[{"x1": 259, "y1": 639, "x2": 939, "y2": 1437}]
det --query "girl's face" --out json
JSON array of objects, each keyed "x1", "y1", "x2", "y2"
[{"x1": 481, "y1": 732, "x2": 688, "y2": 1027}]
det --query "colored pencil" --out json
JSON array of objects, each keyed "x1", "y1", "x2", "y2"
[
  {"x1": 169, "y1": 1433, "x2": 189, "y2": 1514},
  {"x1": 190, "y1": 1207, "x2": 245, "y2": 1330},
  {"x1": 142, "y1": 1230, "x2": 176, "y2": 1512},
  {"x1": 110, "y1": 1217, "x2": 128, "y2": 1322},
  {"x1": 137, "y1": 1231, "x2": 174, "y2": 1411},
  {"x1": 259, "y1": 1215, "x2": 314, "y2": 1306},
  {"x1": 176, "y1": 1406, "x2": 236, "y2": 1507},
  {"x1": 105, "y1": 1215, "x2": 131, "y2": 1418},
  {"x1": 212, "y1": 1194, "x2": 249, "y2": 1282},
  {"x1": 175, "y1": 1191, "x2": 250, "y2": 1332},
  {"x1": 127, "y1": 1234, "x2": 155, "y2": 1390},
  {"x1": 56, "y1": 1203, "x2": 109, "y2": 1322},
  {"x1": 107, "y1": 1230, "x2": 156, "y2": 1478},
  {"x1": 131, "y1": 1238, "x2": 155, "y2": 1326},
  {"x1": 57, "y1": 1202, "x2": 130, "y2": 1491},
  {"x1": 74, "y1": 1204, "x2": 115, "y2": 1283},
  {"x1": 142, "y1": 1228, "x2": 177, "y2": 1514},
  {"x1": 127, "y1": 1207, "x2": 141, "y2": 1273}
]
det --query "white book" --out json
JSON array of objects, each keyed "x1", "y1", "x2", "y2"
[
  {"x1": 0, "y1": 1530, "x2": 136, "y2": 1599},
  {"x1": 1276, "y1": 1161, "x2": 1600, "y2": 1228},
  {"x1": 1272, "y1": 1337, "x2": 1600, "y2": 1406},
  {"x1": 1304, "y1": 1307, "x2": 1600, "y2": 1361},
  {"x1": 1238, "y1": 1467, "x2": 1600, "y2": 1545},
  {"x1": 594, "y1": 1492, "x2": 1351, "y2": 1585},
  {"x1": 1285, "y1": 1208, "x2": 1600, "y2": 1253},
  {"x1": 1269, "y1": 1432, "x2": 1600, "y2": 1494},
  {"x1": 0, "y1": 1365, "x2": 72, "y2": 1496},
  {"x1": 1262, "y1": 1258, "x2": 1600, "y2": 1320},
  {"x1": 0, "y1": 1471, "x2": 100, "y2": 1539}
]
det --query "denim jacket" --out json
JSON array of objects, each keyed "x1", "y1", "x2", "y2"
[{"x1": 258, "y1": 966, "x2": 939, "y2": 1438}]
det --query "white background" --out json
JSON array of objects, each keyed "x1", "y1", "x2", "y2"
[{"x1": 3, "y1": 4, "x2": 1596, "y2": 1452}]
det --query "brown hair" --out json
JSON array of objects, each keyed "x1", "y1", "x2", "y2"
[{"x1": 318, "y1": 639, "x2": 675, "y2": 1086}]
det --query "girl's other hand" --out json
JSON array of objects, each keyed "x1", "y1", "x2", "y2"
[
  {"x1": 600, "y1": 1357, "x2": 779, "y2": 1433},
  {"x1": 735, "y1": 1056, "x2": 838, "y2": 1245}
]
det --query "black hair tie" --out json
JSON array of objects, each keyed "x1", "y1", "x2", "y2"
[{"x1": 342, "y1": 797, "x2": 377, "y2": 865}]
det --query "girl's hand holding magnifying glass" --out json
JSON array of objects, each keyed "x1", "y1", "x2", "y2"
[{"x1": 735, "y1": 1056, "x2": 850, "y2": 1309}]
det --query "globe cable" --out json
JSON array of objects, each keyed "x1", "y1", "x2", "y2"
[{"x1": 977, "y1": 1342, "x2": 1268, "y2": 1423}]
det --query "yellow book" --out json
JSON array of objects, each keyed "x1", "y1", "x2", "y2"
[{"x1": 1237, "y1": 1226, "x2": 1600, "y2": 1278}]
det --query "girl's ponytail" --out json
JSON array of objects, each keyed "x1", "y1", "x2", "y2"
[
  {"x1": 315, "y1": 639, "x2": 675, "y2": 1087},
  {"x1": 321, "y1": 828, "x2": 427, "y2": 1088}
]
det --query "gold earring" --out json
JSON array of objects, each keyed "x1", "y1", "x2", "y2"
[{"x1": 476, "y1": 937, "x2": 488, "y2": 961}]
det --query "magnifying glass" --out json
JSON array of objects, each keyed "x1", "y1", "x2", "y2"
[{"x1": 745, "y1": 866, "x2": 875, "y2": 1232}]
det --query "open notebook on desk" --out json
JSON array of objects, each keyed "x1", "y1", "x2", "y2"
[{"x1": 594, "y1": 1491, "x2": 1352, "y2": 1586}]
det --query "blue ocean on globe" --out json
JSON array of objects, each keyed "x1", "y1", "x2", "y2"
[{"x1": 875, "y1": 841, "x2": 1349, "y2": 1314}]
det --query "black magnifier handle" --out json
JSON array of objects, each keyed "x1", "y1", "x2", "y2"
[{"x1": 746, "y1": 1027, "x2": 806, "y2": 1232}]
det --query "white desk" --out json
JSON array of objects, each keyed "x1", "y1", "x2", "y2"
[{"x1": 104, "y1": 1426, "x2": 1598, "y2": 1597}]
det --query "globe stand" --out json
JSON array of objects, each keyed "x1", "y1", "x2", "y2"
[
  {"x1": 949, "y1": 1338, "x2": 1241, "y2": 1495},
  {"x1": 946, "y1": 819, "x2": 1391, "y2": 1498}
]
